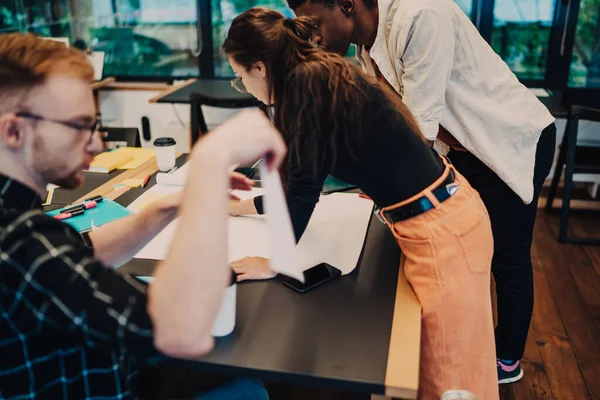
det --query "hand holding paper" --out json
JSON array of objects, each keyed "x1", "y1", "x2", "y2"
[
  {"x1": 259, "y1": 161, "x2": 305, "y2": 282},
  {"x1": 137, "y1": 159, "x2": 305, "y2": 283}
]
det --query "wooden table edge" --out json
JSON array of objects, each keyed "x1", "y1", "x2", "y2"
[
  {"x1": 101, "y1": 82, "x2": 171, "y2": 92},
  {"x1": 72, "y1": 158, "x2": 157, "y2": 204},
  {"x1": 90, "y1": 77, "x2": 116, "y2": 90},
  {"x1": 76, "y1": 153, "x2": 186, "y2": 203},
  {"x1": 384, "y1": 255, "x2": 421, "y2": 399},
  {"x1": 149, "y1": 78, "x2": 197, "y2": 103}
]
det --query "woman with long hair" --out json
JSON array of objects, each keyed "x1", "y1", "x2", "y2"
[{"x1": 223, "y1": 7, "x2": 499, "y2": 400}]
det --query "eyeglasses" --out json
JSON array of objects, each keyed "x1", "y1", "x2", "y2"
[
  {"x1": 16, "y1": 112, "x2": 102, "y2": 142},
  {"x1": 231, "y1": 70, "x2": 248, "y2": 94}
]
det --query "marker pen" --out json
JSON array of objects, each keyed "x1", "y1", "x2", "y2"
[
  {"x1": 84, "y1": 195, "x2": 104, "y2": 203},
  {"x1": 54, "y1": 208, "x2": 85, "y2": 220}
]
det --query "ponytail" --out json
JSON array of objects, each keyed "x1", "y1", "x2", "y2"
[{"x1": 283, "y1": 17, "x2": 317, "y2": 45}]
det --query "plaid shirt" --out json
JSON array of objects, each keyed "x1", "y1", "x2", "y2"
[{"x1": 0, "y1": 175, "x2": 158, "y2": 399}]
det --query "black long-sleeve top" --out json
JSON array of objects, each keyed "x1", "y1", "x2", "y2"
[{"x1": 254, "y1": 73, "x2": 445, "y2": 242}]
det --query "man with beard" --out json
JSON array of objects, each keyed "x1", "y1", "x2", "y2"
[{"x1": 0, "y1": 33, "x2": 285, "y2": 399}]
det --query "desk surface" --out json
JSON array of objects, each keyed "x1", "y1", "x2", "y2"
[
  {"x1": 43, "y1": 169, "x2": 126, "y2": 212},
  {"x1": 119, "y1": 214, "x2": 417, "y2": 396},
  {"x1": 75, "y1": 156, "x2": 421, "y2": 397},
  {"x1": 44, "y1": 156, "x2": 176, "y2": 211},
  {"x1": 149, "y1": 79, "x2": 257, "y2": 106}
]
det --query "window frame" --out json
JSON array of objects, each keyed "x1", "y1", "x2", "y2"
[
  {"x1": 7, "y1": 0, "x2": 600, "y2": 102},
  {"x1": 472, "y1": 0, "x2": 570, "y2": 88},
  {"x1": 154, "y1": 0, "x2": 600, "y2": 102}
]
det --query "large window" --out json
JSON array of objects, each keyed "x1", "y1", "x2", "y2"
[
  {"x1": 5, "y1": 0, "x2": 600, "y2": 94},
  {"x1": 87, "y1": 0, "x2": 200, "y2": 78},
  {"x1": 569, "y1": 0, "x2": 600, "y2": 87},
  {"x1": 211, "y1": 0, "x2": 292, "y2": 77},
  {"x1": 0, "y1": 0, "x2": 72, "y2": 37},
  {"x1": 490, "y1": 0, "x2": 556, "y2": 81},
  {"x1": 0, "y1": 1, "x2": 21, "y2": 32},
  {"x1": 1, "y1": 0, "x2": 200, "y2": 79}
]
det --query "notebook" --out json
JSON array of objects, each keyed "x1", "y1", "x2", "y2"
[
  {"x1": 86, "y1": 150, "x2": 134, "y2": 173},
  {"x1": 46, "y1": 198, "x2": 132, "y2": 232}
]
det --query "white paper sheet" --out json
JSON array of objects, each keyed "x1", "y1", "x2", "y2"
[
  {"x1": 294, "y1": 194, "x2": 373, "y2": 274},
  {"x1": 131, "y1": 186, "x2": 267, "y2": 261},
  {"x1": 132, "y1": 185, "x2": 374, "y2": 277},
  {"x1": 231, "y1": 188, "x2": 265, "y2": 201},
  {"x1": 259, "y1": 162, "x2": 304, "y2": 282}
]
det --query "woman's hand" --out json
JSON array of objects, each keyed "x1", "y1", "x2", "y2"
[
  {"x1": 230, "y1": 171, "x2": 254, "y2": 192},
  {"x1": 229, "y1": 199, "x2": 242, "y2": 216},
  {"x1": 231, "y1": 257, "x2": 276, "y2": 282}
]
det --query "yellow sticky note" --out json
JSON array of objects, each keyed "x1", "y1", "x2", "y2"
[
  {"x1": 88, "y1": 151, "x2": 134, "y2": 173},
  {"x1": 122, "y1": 178, "x2": 145, "y2": 188}
]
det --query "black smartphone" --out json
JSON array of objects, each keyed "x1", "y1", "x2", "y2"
[{"x1": 279, "y1": 263, "x2": 342, "y2": 293}]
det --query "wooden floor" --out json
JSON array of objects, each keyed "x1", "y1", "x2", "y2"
[
  {"x1": 266, "y1": 209, "x2": 600, "y2": 400},
  {"x1": 498, "y1": 210, "x2": 600, "y2": 400}
]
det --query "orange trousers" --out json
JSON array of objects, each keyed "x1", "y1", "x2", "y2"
[{"x1": 381, "y1": 159, "x2": 499, "y2": 400}]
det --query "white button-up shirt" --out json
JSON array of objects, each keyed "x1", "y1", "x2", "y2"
[{"x1": 357, "y1": 0, "x2": 555, "y2": 204}]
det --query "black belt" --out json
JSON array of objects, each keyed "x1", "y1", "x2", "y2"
[{"x1": 375, "y1": 169, "x2": 458, "y2": 224}]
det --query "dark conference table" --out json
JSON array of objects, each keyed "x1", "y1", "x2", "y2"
[{"x1": 60, "y1": 155, "x2": 422, "y2": 398}]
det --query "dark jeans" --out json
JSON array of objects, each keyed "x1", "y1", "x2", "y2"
[
  {"x1": 138, "y1": 364, "x2": 268, "y2": 400},
  {"x1": 448, "y1": 124, "x2": 556, "y2": 360}
]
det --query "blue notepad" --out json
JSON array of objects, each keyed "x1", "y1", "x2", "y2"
[{"x1": 46, "y1": 198, "x2": 132, "y2": 232}]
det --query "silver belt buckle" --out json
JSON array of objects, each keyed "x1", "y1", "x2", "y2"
[
  {"x1": 374, "y1": 208, "x2": 387, "y2": 224},
  {"x1": 445, "y1": 183, "x2": 459, "y2": 196}
]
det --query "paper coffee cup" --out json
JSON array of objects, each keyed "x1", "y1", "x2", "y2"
[
  {"x1": 153, "y1": 137, "x2": 176, "y2": 172},
  {"x1": 211, "y1": 271, "x2": 237, "y2": 337}
]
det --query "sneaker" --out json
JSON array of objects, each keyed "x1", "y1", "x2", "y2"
[{"x1": 497, "y1": 359, "x2": 524, "y2": 384}]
